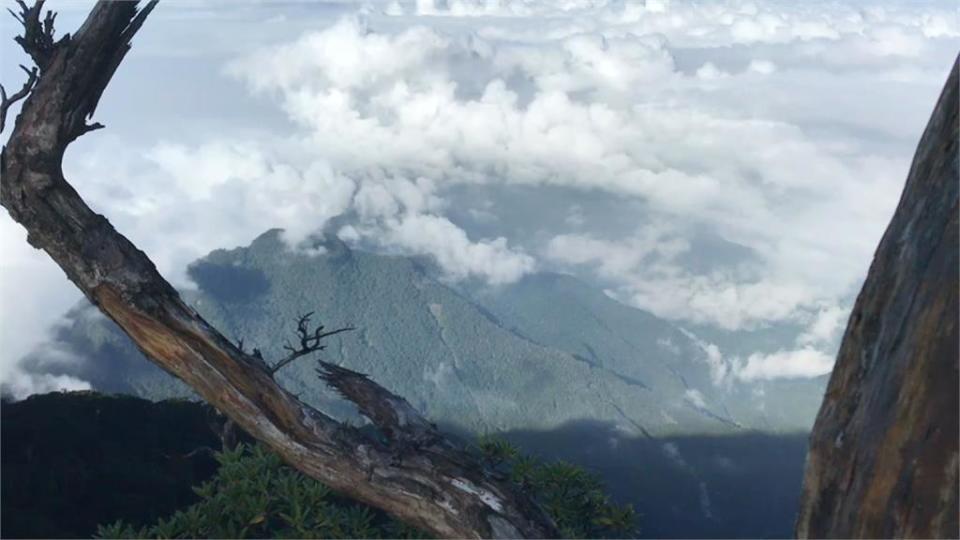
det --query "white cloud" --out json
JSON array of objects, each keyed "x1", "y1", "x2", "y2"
[
  {"x1": 223, "y1": 4, "x2": 954, "y2": 332},
  {"x1": 734, "y1": 347, "x2": 834, "y2": 381},
  {"x1": 696, "y1": 62, "x2": 729, "y2": 80},
  {"x1": 0, "y1": 312, "x2": 93, "y2": 399},
  {"x1": 545, "y1": 226, "x2": 690, "y2": 283},
  {"x1": 0, "y1": 219, "x2": 84, "y2": 397},
  {"x1": 798, "y1": 304, "x2": 849, "y2": 347},
  {"x1": 747, "y1": 59, "x2": 777, "y2": 74},
  {"x1": 685, "y1": 388, "x2": 708, "y2": 408},
  {"x1": 676, "y1": 328, "x2": 835, "y2": 384},
  {"x1": 62, "y1": 139, "x2": 358, "y2": 287},
  {"x1": 545, "y1": 226, "x2": 820, "y2": 330},
  {"x1": 3, "y1": 0, "x2": 957, "y2": 390},
  {"x1": 342, "y1": 211, "x2": 535, "y2": 284},
  {"x1": 1, "y1": 371, "x2": 91, "y2": 400},
  {"x1": 679, "y1": 329, "x2": 731, "y2": 386}
]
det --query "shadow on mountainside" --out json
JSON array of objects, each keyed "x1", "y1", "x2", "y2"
[
  {"x1": 2, "y1": 392, "x2": 807, "y2": 539},
  {"x1": 497, "y1": 421, "x2": 808, "y2": 539}
]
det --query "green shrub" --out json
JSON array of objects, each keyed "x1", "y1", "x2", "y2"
[
  {"x1": 477, "y1": 435, "x2": 636, "y2": 538},
  {"x1": 98, "y1": 439, "x2": 635, "y2": 539}
]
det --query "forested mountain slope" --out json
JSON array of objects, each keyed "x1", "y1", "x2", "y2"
[{"x1": 24, "y1": 230, "x2": 824, "y2": 436}]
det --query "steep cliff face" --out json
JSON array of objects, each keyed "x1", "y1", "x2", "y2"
[{"x1": 796, "y1": 58, "x2": 959, "y2": 538}]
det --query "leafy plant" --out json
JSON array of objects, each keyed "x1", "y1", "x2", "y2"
[
  {"x1": 95, "y1": 444, "x2": 420, "y2": 539},
  {"x1": 478, "y1": 437, "x2": 636, "y2": 538},
  {"x1": 98, "y1": 439, "x2": 635, "y2": 539}
]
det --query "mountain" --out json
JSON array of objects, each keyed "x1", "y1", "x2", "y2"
[
  {"x1": 12, "y1": 231, "x2": 830, "y2": 537},
  {"x1": 22, "y1": 229, "x2": 825, "y2": 436},
  {"x1": 474, "y1": 272, "x2": 827, "y2": 431}
]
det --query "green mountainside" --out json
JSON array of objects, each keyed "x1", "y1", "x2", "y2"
[
  {"x1": 25, "y1": 229, "x2": 824, "y2": 436},
  {"x1": 474, "y1": 273, "x2": 829, "y2": 432}
]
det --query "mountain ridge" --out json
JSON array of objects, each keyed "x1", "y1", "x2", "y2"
[{"x1": 18, "y1": 229, "x2": 825, "y2": 437}]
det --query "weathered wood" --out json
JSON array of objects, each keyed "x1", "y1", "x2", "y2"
[
  {"x1": 795, "y1": 57, "x2": 959, "y2": 539},
  {"x1": 0, "y1": 2, "x2": 558, "y2": 537}
]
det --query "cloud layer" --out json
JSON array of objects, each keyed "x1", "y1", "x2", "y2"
[{"x1": 2, "y1": 0, "x2": 957, "y2": 393}]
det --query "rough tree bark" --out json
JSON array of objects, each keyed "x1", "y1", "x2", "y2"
[
  {"x1": 0, "y1": 2, "x2": 558, "y2": 538},
  {"x1": 795, "y1": 58, "x2": 959, "y2": 538}
]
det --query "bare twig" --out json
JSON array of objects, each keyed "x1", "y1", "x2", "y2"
[
  {"x1": 270, "y1": 312, "x2": 354, "y2": 375},
  {"x1": 0, "y1": 65, "x2": 37, "y2": 133}
]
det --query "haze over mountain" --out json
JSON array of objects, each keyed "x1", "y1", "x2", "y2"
[{"x1": 21, "y1": 230, "x2": 826, "y2": 437}]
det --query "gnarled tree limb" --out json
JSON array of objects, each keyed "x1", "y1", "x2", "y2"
[{"x1": 0, "y1": 2, "x2": 558, "y2": 538}]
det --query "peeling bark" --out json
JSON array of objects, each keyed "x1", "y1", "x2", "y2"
[
  {"x1": 0, "y1": 2, "x2": 558, "y2": 537},
  {"x1": 795, "y1": 57, "x2": 959, "y2": 539}
]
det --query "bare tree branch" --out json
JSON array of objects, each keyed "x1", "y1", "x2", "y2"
[
  {"x1": 0, "y1": 65, "x2": 37, "y2": 133},
  {"x1": 270, "y1": 312, "x2": 354, "y2": 375},
  {"x1": 0, "y1": 2, "x2": 558, "y2": 537}
]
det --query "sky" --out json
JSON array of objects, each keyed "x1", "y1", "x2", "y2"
[{"x1": 0, "y1": 0, "x2": 957, "y2": 398}]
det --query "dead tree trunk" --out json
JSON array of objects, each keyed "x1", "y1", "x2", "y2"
[{"x1": 0, "y1": 2, "x2": 558, "y2": 537}]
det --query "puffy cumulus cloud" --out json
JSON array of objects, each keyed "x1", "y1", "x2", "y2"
[
  {"x1": 346, "y1": 214, "x2": 535, "y2": 284},
  {"x1": 223, "y1": 4, "x2": 955, "y2": 337},
  {"x1": 3, "y1": 0, "x2": 957, "y2": 391},
  {"x1": 228, "y1": 17, "x2": 452, "y2": 96},
  {"x1": 679, "y1": 326, "x2": 835, "y2": 384},
  {"x1": 678, "y1": 309, "x2": 842, "y2": 384},
  {"x1": 82, "y1": 137, "x2": 533, "y2": 287},
  {"x1": 229, "y1": 19, "x2": 685, "y2": 192},
  {"x1": 62, "y1": 138, "x2": 357, "y2": 286},
  {"x1": 339, "y1": 175, "x2": 535, "y2": 284},
  {"x1": 140, "y1": 0, "x2": 960, "y2": 356},
  {"x1": 797, "y1": 304, "x2": 849, "y2": 347}
]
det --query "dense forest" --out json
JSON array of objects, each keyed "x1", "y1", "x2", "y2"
[{"x1": 2, "y1": 391, "x2": 809, "y2": 539}]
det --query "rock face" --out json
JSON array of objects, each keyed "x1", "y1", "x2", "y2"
[{"x1": 795, "y1": 58, "x2": 959, "y2": 538}]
